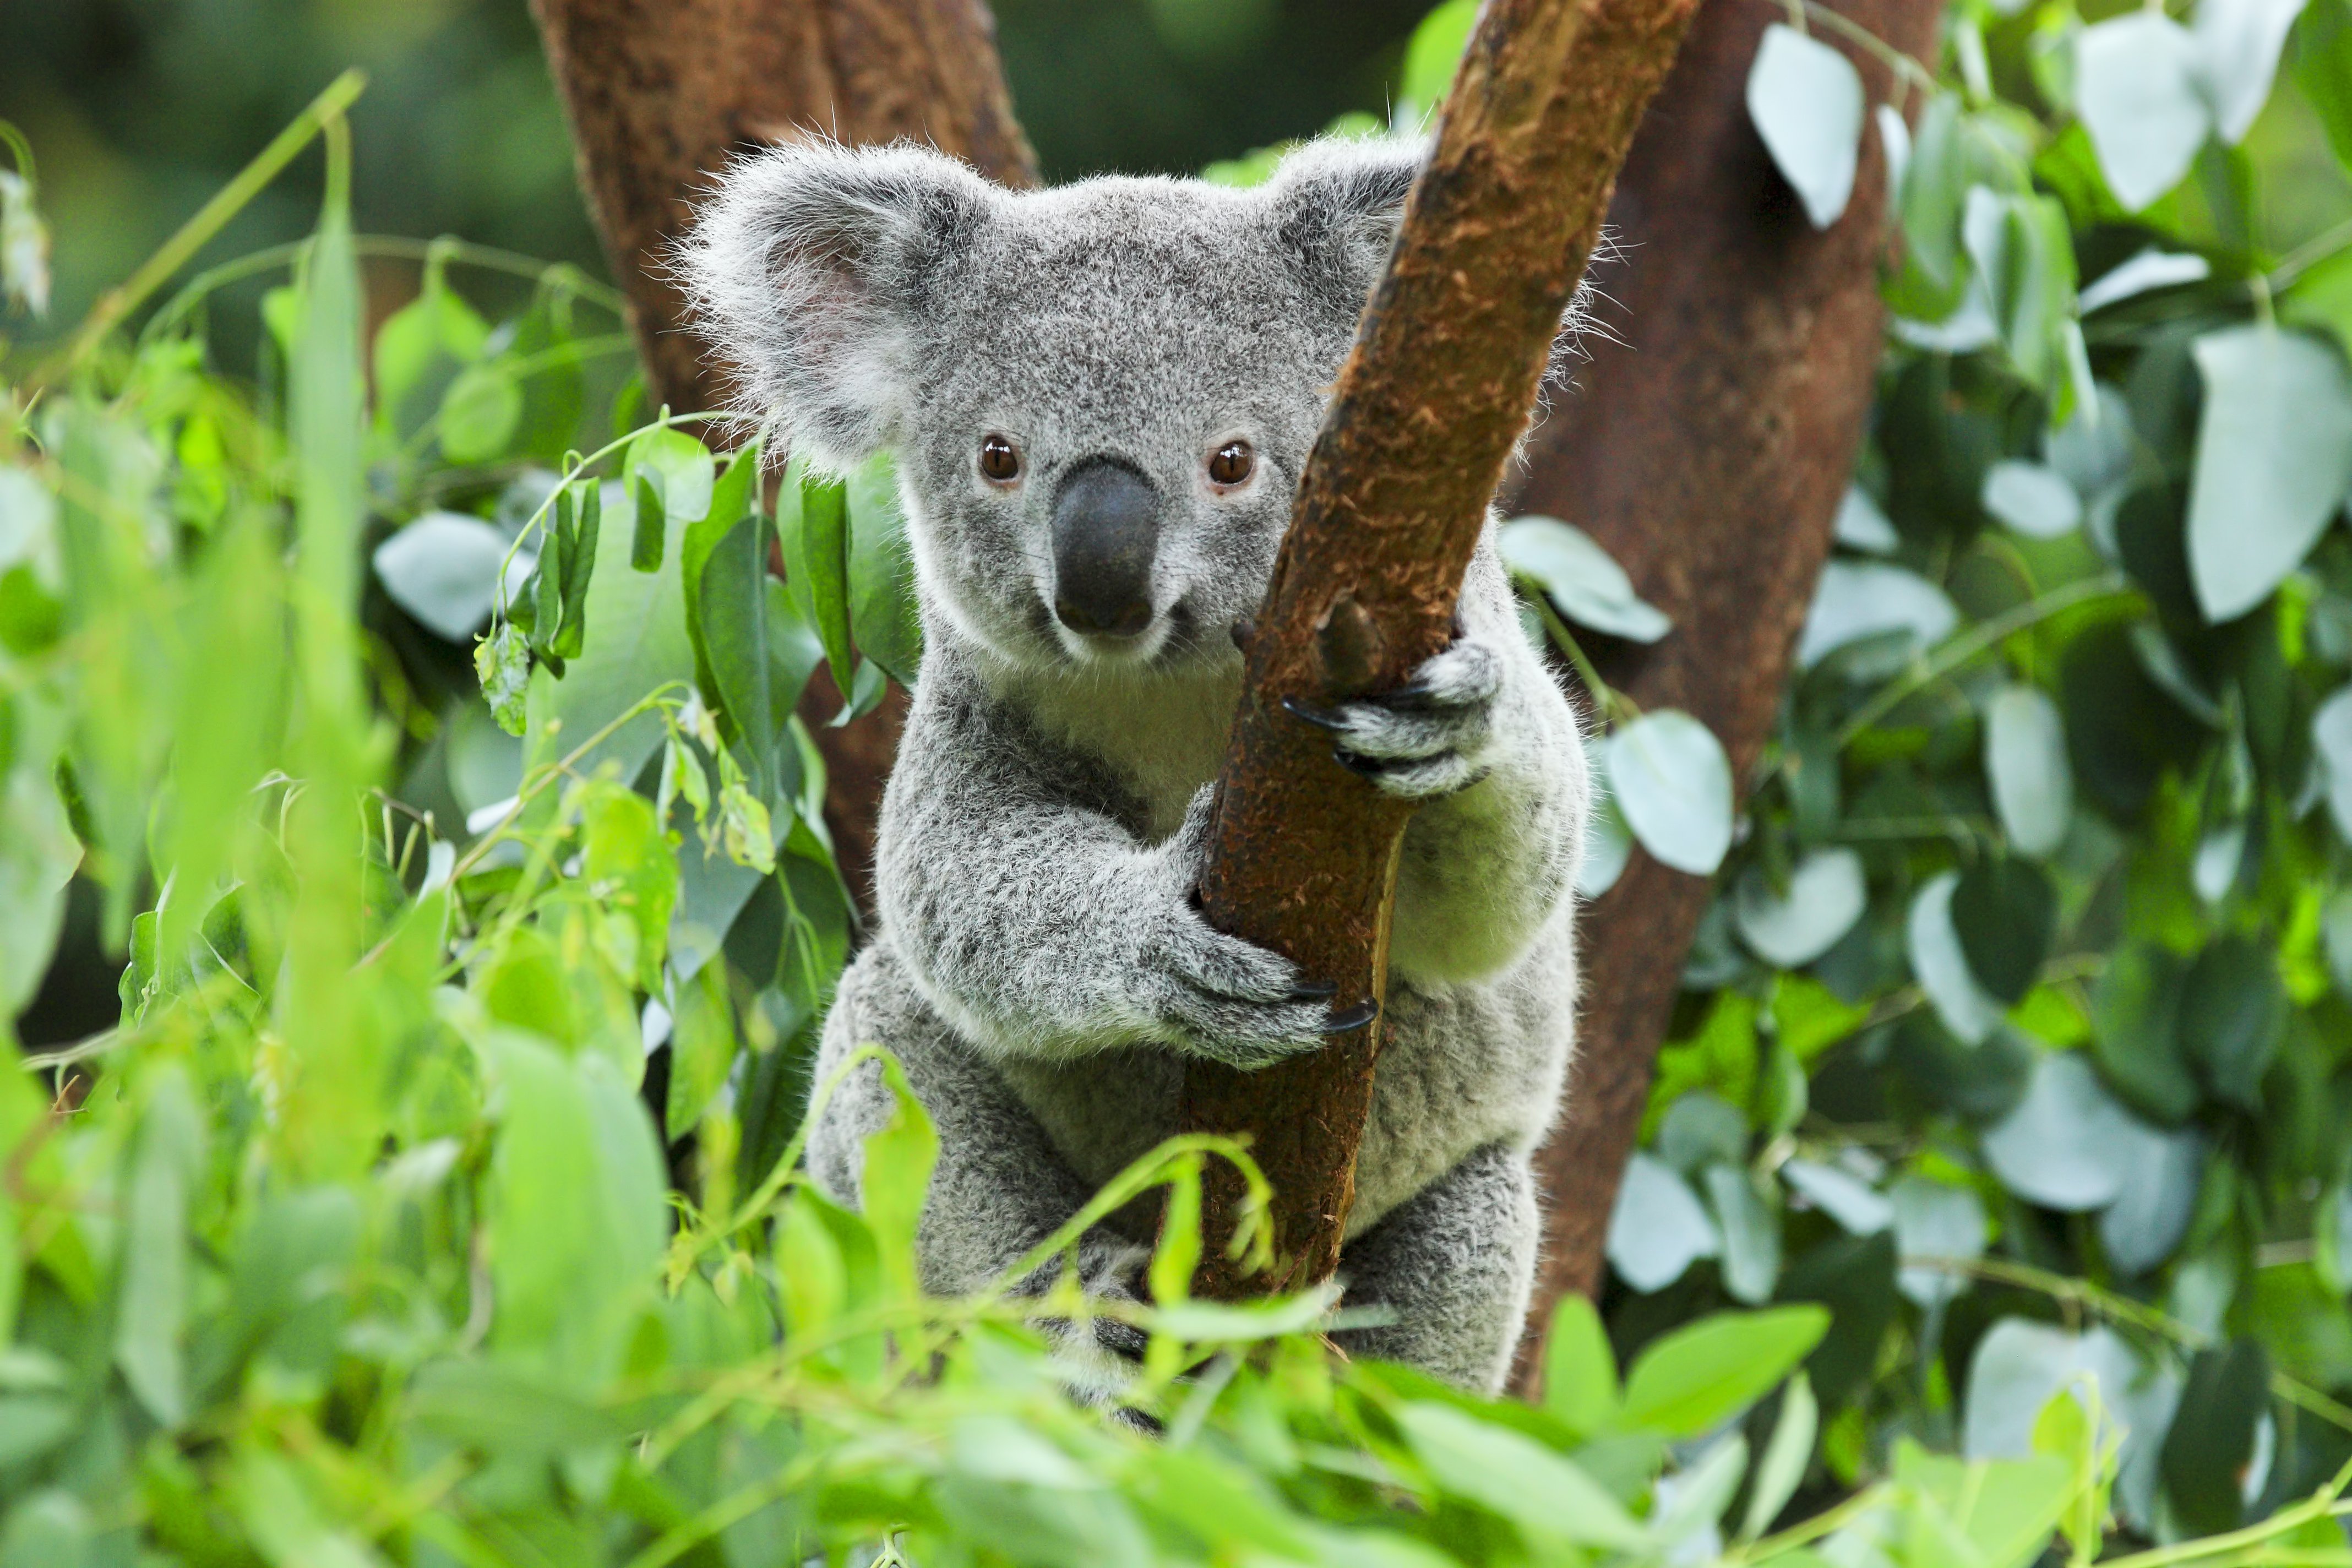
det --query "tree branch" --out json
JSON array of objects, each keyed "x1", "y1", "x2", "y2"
[{"x1": 1180, "y1": 0, "x2": 1705, "y2": 1297}]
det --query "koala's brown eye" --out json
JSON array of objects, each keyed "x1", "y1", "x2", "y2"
[
  {"x1": 1208, "y1": 440, "x2": 1254, "y2": 487},
  {"x1": 979, "y1": 434, "x2": 1022, "y2": 484}
]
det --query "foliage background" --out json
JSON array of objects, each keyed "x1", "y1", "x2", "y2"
[{"x1": 8, "y1": 0, "x2": 2352, "y2": 1564}]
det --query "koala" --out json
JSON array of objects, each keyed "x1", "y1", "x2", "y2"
[{"x1": 682, "y1": 134, "x2": 1590, "y2": 1395}]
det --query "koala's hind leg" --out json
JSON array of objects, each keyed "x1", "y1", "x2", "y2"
[
  {"x1": 1332, "y1": 1142, "x2": 1539, "y2": 1393},
  {"x1": 808, "y1": 943, "x2": 1152, "y2": 1375}
]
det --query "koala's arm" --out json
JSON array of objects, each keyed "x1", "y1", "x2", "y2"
[
  {"x1": 1384, "y1": 542, "x2": 1589, "y2": 984},
  {"x1": 876, "y1": 656, "x2": 1336, "y2": 1068}
]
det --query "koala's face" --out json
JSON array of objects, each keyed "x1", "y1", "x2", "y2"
[{"x1": 683, "y1": 139, "x2": 1420, "y2": 673}]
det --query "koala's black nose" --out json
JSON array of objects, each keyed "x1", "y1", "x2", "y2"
[{"x1": 1050, "y1": 458, "x2": 1160, "y2": 639}]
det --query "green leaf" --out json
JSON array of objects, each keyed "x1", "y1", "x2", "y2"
[
  {"x1": 1618, "y1": 1305, "x2": 1830, "y2": 1436},
  {"x1": 1604, "y1": 709, "x2": 1733, "y2": 875},
  {"x1": 630, "y1": 469, "x2": 666, "y2": 573},
  {"x1": 373, "y1": 511, "x2": 510, "y2": 642},
  {"x1": 1891, "y1": 1440, "x2": 2075, "y2": 1568},
  {"x1": 1891, "y1": 1177, "x2": 1986, "y2": 1307},
  {"x1": 1908, "y1": 872, "x2": 2006, "y2": 1044},
  {"x1": 2159, "y1": 1341, "x2": 2269, "y2": 1533},
  {"x1": 1985, "y1": 685, "x2": 2075, "y2": 858},
  {"x1": 1733, "y1": 848, "x2": 1866, "y2": 968},
  {"x1": 1398, "y1": 0, "x2": 1477, "y2": 118},
  {"x1": 481, "y1": 1030, "x2": 665, "y2": 1385},
  {"x1": 782, "y1": 461, "x2": 856, "y2": 688},
  {"x1": 1889, "y1": 94, "x2": 1970, "y2": 317},
  {"x1": 1950, "y1": 853, "x2": 2055, "y2": 1005},
  {"x1": 2284, "y1": 248, "x2": 2352, "y2": 362},
  {"x1": 473, "y1": 621, "x2": 531, "y2": 738},
  {"x1": 0, "y1": 1491, "x2": 89, "y2": 1568},
  {"x1": 581, "y1": 785, "x2": 677, "y2": 989},
  {"x1": 1499, "y1": 515, "x2": 1671, "y2": 643},
  {"x1": 2295, "y1": 0, "x2": 2352, "y2": 171},
  {"x1": 665, "y1": 959, "x2": 738, "y2": 1133},
  {"x1": 437, "y1": 361, "x2": 522, "y2": 465},
  {"x1": 2195, "y1": 0, "x2": 2310, "y2": 143},
  {"x1": 1607, "y1": 1151, "x2": 1719, "y2": 1292},
  {"x1": 0, "y1": 700, "x2": 76, "y2": 1018},
  {"x1": 1981, "y1": 1052, "x2": 2171, "y2": 1210},
  {"x1": 1747, "y1": 24, "x2": 1866, "y2": 230},
  {"x1": 1742, "y1": 1373, "x2": 1816, "y2": 1540},
  {"x1": 2074, "y1": 14, "x2": 2209, "y2": 210},
  {"x1": 1704, "y1": 1162, "x2": 1784, "y2": 1305},
  {"x1": 696, "y1": 512, "x2": 798, "y2": 796},
  {"x1": 1542, "y1": 1294, "x2": 1621, "y2": 1435},
  {"x1": 2178, "y1": 934, "x2": 2285, "y2": 1109},
  {"x1": 1391, "y1": 1402, "x2": 1647, "y2": 1547},
  {"x1": 521, "y1": 475, "x2": 697, "y2": 786},
  {"x1": 1981, "y1": 460, "x2": 2082, "y2": 539},
  {"x1": 552, "y1": 480, "x2": 600, "y2": 661},
  {"x1": 847, "y1": 449, "x2": 924, "y2": 687},
  {"x1": 372, "y1": 251, "x2": 488, "y2": 439},
  {"x1": 861, "y1": 1058, "x2": 939, "y2": 1299},
  {"x1": 2093, "y1": 941, "x2": 2201, "y2": 1123},
  {"x1": 680, "y1": 444, "x2": 762, "y2": 744},
  {"x1": 1797, "y1": 560, "x2": 1957, "y2": 671},
  {"x1": 113, "y1": 1065, "x2": 205, "y2": 1427},
  {"x1": 2186, "y1": 326, "x2": 2352, "y2": 622},
  {"x1": 1966, "y1": 189, "x2": 2078, "y2": 390}
]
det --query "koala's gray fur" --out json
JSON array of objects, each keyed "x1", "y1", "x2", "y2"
[{"x1": 682, "y1": 134, "x2": 1590, "y2": 1395}]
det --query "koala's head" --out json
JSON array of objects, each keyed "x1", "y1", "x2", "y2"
[{"x1": 681, "y1": 136, "x2": 1420, "y2": 673}]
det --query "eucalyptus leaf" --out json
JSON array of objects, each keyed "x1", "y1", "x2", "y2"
[
  {"x1": 2185, "y1": 325, "x2": 2352, "y2": 622},
  {"x1": 1892, "y1": 1176, "x2": 1987, "y2": 1307},
  {"x1": 437, "y1": 361, "x2": 522, "y2": 465},
  {"x1": 1985, "y1": 685, "x2": 2075, "y2": 857},
  {"x1": 1606, "y1": 1151, "x2": 1719, "y2": 1292},
  {"x1": 1833, "y1": 486, "x2": 1901, "y2": 553},
  {"x1": 1982, "y1": 1052, "x2": 2175, "y2": 1210},
  {"x1": 1907, "y1": 873, "x2": 2007, "y2": 1045},
  {"x1": 1981, "y1": 460, "x2": 2082, "y2": 539},
  {"x1": 2312, "y1": 685, "x2": 2352, "y2": 839},
  {"x1": 1498, "y1": 515, "x2": 1670, "y2": 643},
  {"x1": 2098, "y1": 1126, "x2": 2204, "y2": 1275},
  {"x1": 2192, "y1": 0, "x2": 2310, "y2": 141},
  {"x1": 1746, "y1": 24, "x2": 1867, "y2": 230},
  {"x1": 1733, "y1": 848, "x2": 1867, "y2": 968},
  {"x1": 373, "y1": 511, "x2": 514, "y2": 641},
  {"x1": 2074, "y1": 14, "x2": 2211, "y2": 210},
  {"x1": 1605, "y1": 710, "x2": 1734, "y2": 876},
  {"x1": 2078, "y1": 249, "x2": 2213, "y2": 313},
  {"x1": 1796, "y1": 560, "x2": 1958, "y2": 670},
  {"x1": 1703, "y1": 1163, "x2": 1783, "y2": 1305},
  {"x1": 1950, "y1": 854, "x2": 2055, "y2": 1005}
]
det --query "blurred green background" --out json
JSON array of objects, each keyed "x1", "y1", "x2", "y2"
[{"x1": 0, "y1": 0, "x2": 1431, "y2": 346}]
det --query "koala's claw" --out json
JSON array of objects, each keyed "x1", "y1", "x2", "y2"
[
  {"x1": 1285, "y1": 978, "x2": 1340, "y2": 1002},
  {"x1": 1321, "y1": 1000, "x2": 1380, "y2": 1034},
  {"x1": 1284, "y1": 634, "x2": 1505, "y2": 801}
]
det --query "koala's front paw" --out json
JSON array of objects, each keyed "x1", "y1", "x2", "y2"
[
  {"x1": 1141, "y1": 792, "x2": 1378, "y2": 1069},
  {"x1": 1284, "y1": 631, "x2": 1502, "y2": 799}
]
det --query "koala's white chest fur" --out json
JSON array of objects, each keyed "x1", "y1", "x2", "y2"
[{"x1": 997, "y1": 661, "x2": 1244, "y2": 840}]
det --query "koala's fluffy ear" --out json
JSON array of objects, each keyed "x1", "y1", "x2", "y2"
[
  {"x1": 680, "y1": 140, "x2": 997, "y2": 470},
  {"x1": 1262, "y1": 137, "x2": 1426, "y2": 324}
]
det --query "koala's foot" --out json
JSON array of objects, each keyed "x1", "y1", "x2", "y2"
[
  {"x1": 1144, "y1": 792, "x2": 1379, "y2": 1068},
  {"x1": 1010, "y1": 1233, "x2": 1158, "y2": 1413},
  {"x1": 1284, "y1": 631, "x2": 1501, "y2": 800}
]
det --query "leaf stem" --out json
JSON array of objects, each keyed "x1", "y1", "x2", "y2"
[
  {"x1": 1527, "y1": 591, "x2": 1640, "y2": 725},
  {"x1": 1833, "y1": 572, "x2": 2133, "y2": 750},
  {"x1": 41, "y1": 68, "x2": 367, "y2": 379}
]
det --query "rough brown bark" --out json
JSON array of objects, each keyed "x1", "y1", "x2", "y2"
[
  {"x1": 1180, "y1": 0, "x2": 1702, "y2": 1297},
  {"x1": 1503, "y1": 0, "x2": 1944, "y2": 1393},
  {"x1": 530, "y1": 0, "x2": 1036, "y2": 906}
]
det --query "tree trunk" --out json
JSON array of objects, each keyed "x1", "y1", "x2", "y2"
[
  {"x1": 1502, "y1": 0, "x2": 1944, "y2": 1393},
  {"x1": 1180, "y1": 0, "x2": 1703, "y2": 1298},
  {"x1": 530, "y1": 0, "x2": 1037, "y2": 905}
]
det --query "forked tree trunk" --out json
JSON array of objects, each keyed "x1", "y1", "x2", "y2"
[
  {"x1": 1502, "y1": 0, "x2": 1945, "y2": 1392},
  {"x1": 530, "y1": 0, "x2": 1038, "y2": 904},
  {"x1": 1179, "y1": 0, "x2": 1702, "y2": 1296}
]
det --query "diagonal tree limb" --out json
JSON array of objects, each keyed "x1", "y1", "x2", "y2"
[{"x1": 1180, "y1": 0, "x2": 1705, "y2": 1297}]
